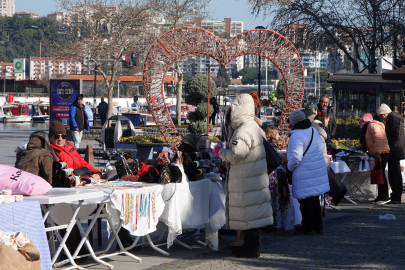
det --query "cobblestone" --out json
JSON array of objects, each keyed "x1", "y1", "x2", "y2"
[{"x1": 145, "y1": 203, "x2": 405, "y2": 270}]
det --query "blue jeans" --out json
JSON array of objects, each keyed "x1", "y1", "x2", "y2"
[{"x1": 71, "y1": 130, "x2": 83, "y2": 149}]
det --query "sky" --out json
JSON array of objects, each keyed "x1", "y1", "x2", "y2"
[{"x1": 15, "y1": 0, "x2": 270, "y2": 30}]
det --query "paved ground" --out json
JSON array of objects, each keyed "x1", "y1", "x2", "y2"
[
  {"x1": 1, "y1": 130, "x2": 405, "y2": 269},
  {"x1": 75, "y1": 202, "x2": 404, "y2": 270}
]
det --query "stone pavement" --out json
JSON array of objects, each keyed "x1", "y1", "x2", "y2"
[{"x1": 142, "y1": 203, "x2": 405, "y2": 270}]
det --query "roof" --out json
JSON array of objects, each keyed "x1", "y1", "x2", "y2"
[
  {"x1": 382, "y1": 67, "x2": 405, "y2": 81},
  {"x1": 0, "y1": 63, "x2": 13, "y2": 66},
  {"x1": 327, "y1": 73, "x2": 401, "y2": 83},
  {"x1": 231, "y1": 79, "x2": 241, "y2": 83},
  {"x1": 64, "y1": 74, "x2": 179, "y2": 83}
]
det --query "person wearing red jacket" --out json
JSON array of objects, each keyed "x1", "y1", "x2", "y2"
[{"x1": 49, "y1": 121, "x2": 101, "y2": 179}]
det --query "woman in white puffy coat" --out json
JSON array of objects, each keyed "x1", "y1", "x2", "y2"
[
  {"x1": 216, "y1": 94, "x2": 272, "y2": 258},
  {"x1": 287, "y1": 110, "x2": 329, "y2": 235}
]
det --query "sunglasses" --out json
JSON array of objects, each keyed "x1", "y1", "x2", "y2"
[{"x1": 54, "y1": 134, "x2": 67, "y2": 139}]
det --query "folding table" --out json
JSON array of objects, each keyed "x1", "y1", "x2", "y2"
[{"x1": 23, "y1": 188, "x2": 111, "y2": 270}]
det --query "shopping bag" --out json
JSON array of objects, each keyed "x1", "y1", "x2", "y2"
[{"x1": 370, "y1": 157, "x2": 384, "y2": 185}]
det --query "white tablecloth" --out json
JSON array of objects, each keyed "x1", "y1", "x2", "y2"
[
  {"x1": 50, "y1": 180, "x2": 226, "y2": 250},
  {"x1": 159, "y1": 179, "x2": 226, "y2": 250},
  {"x1": 51, "y1": 183, "x2": 164, "y2": 237},
  {"x1": 330, "y1": 161, "x2": 351, "y2": 174}
]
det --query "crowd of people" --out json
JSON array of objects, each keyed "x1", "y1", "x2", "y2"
[{"x1": 10, "y1": 92, "x2": 404, "y2": 261}]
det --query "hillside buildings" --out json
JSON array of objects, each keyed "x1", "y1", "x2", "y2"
[
  {"x1": 195, "y1": 18, "x2": 244, "y2": 38},
  {"x1": 29, "y1": 57, "x2": 82, "y2": 80}
]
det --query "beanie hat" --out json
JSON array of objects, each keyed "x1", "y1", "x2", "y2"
[
  {"x1": 288, "y1": 110, "x2": 307, "y2": 127},
  {"x1": 76, "y1": 94, "x2": 84, "y2": 101},
  {"x1": 181, "y1": 134, "x2": 201, "y2": 150},
  {"x1": 360, "y1": 113, "x2": 373, "y2": 123},
  {"x1": 49, "y1": 121, "x2": 66, "y2": 136},
  {"x1": 377, "y1": 103, "x2": 392, "y2": 115}
]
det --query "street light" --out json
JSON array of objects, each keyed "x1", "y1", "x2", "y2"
[{"x1": 255, "y1": 26, "x2": 266, "y2": 107}]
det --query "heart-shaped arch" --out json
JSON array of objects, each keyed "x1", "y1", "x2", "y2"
[{"x1": 143, "y1": 27, "x2": 304, "y2": 150}]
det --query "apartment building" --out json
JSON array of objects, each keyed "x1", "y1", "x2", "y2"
[
  {"x1": 0, "y1": 0, "x2": 14, "y2": 17},
  {"x1": 196, "y1": 18, "x2": 244, "y2": 38},
  {"x1": 300, "y1": 51, "x2": 329, "y2": 70},
  {"x1": 177, "y1": 55, "x2": 243, "y2": 78},
  {"x1": 29, "y1": 57, "x2": 82, "y2": 80},
  {"x1": 14, "y1": 11, "x2": 39, "y2": 19},
  {"x1": 0, "y1": 62, "x2": 24, "y2": 80},
  {"x1": 47, "y1": 12, "x2": 70, "y2": 27}
]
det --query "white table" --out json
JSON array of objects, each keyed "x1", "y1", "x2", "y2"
[{"x1": 24, "y1": 188, "x2": 105, "y2": 270}]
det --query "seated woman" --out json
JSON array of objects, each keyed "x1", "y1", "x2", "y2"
[
  {"x1": 15, "y1": 131, "x2": 57, "y2": 184},
  {"x1": 48, "y1": 121, "x2": 101, "y2": 181}
]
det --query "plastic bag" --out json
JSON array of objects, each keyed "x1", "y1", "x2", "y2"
[
  {"x1": 378, "y1": 213, "x2": 396, "y2": 220},
  {"x1": 14, "y1": 141, "x2": 28, "y2": 154}
]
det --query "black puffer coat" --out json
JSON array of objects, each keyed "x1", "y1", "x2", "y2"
[{"x1": 385, "y1": 112, "x2": 405, "y2": 159}]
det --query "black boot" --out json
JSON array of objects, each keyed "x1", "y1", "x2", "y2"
[{"x1": 232, "y1": 229, "x2": 260, "y2": 258}]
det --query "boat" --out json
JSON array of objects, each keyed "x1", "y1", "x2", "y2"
[
  {"x1": 29, "y1": 103, "x2": 50, "y2": 123},
  {"x1": 0, "y1": 103, "x2": 32, "y2": 123}
]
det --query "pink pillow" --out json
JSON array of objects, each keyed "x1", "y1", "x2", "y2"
[{"x1": 0, "y1": 165, "x2": 52, "y2": 196}]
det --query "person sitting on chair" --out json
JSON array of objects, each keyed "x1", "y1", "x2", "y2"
[
  {"x1": 15, "y1": 131, "x2": 57, "y2": 184},
  {"x1": 48, "y1": 121, "x2": 101, "y2": 181}
]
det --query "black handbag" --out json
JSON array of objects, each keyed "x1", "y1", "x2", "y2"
[
  {"x1": 287, "y1": 129, "x2": 314, "y2": 185},
  {"x1": 115, "y1": 157, "x2": 140, "y2": 178},
  {"x1": 262, "y1": 137, "x2": 282, "y2": 174}
]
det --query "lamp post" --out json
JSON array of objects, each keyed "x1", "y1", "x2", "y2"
[{"x1": 255, "y1": 26, "x2": 266, "y2": 106}]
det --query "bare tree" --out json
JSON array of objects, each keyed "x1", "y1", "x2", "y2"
[
  {"x1": 53, "y1": 0, "x2": 159, "y2": 118},
  {"x1": 249, "y1": 0, "x2": 405, "y2": 73},
  {"x1": 153, "y1": 0, "x2": 211, "y2": 125}
]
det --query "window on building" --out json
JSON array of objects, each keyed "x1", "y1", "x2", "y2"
[{"x1": 336, "y1": 90, "x2": 376, "y2": 118}]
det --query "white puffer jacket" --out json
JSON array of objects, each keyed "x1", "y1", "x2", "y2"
[
  {"x1": 287, "y1": 125, "x2": 330, "y2": 200},
  {"x1": 218, "y1": 94, "x2": 272, "y2": 230}
]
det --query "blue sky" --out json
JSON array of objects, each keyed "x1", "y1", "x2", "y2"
[{"x1": 15, "y1": 0, "x2": 269, "y2": 30}]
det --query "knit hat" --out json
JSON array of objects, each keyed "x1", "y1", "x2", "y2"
[
  {"x1": 360, "y1": 113, "x2": 373, "y2": 123},
  {"x1": 76, "y1": 94, "x2": 84, "y2": 101},
  {"x1": 49, "y1": 121, "x2": 66, "y2": 136},
  {"x1": 288, "y1": 110, "x2": 306, "y2": 127},
  {"x1": 377, "y1": 103, "x2": 392, "y2": 115},
  {"x1": 181, "y1": 134, "x2": 201, "y2": 150}
]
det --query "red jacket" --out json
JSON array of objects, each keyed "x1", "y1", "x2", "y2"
[{"x1": 51, "y1": 142, "x2": 101, "y2": 175}]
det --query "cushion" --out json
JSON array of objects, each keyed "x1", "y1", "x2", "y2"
[{"x1": 0, "y1": 165, "x2": 52, "y2": 196}]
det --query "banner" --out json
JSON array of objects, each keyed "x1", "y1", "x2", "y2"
[{"x1": 49, "y1": 79, "x2": 82, "y2": 127}]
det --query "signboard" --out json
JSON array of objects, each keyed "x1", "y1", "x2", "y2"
[
  {"x1": 13, "y1": 58, "x2": 25, "y2": 73},
  {"x1": 49, "y1": 79, "x2": 82, "y2": 127}
]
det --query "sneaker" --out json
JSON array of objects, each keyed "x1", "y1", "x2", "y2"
[
  {"x1": 376, "y1": 200, "x2": 391, "y2": 205},
  {"x1": 386, "y1": 200, "x2": 401, "y2": 205}
]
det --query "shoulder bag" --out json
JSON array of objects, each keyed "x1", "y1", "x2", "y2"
[{"x1": 287, "y1": 128, "x2": 314, "y2": 185}]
